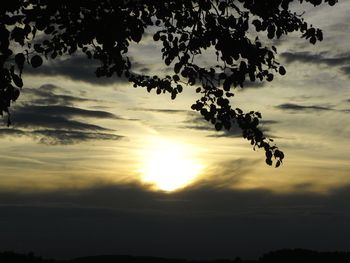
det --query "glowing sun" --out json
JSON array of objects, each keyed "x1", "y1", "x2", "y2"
[{"x1": 140, "y1": 139, "x2": 203, "y2": 192}]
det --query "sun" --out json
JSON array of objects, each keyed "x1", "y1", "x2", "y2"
[{"x1": 139, "y1": 139, "x2": 203, "y2": 192}]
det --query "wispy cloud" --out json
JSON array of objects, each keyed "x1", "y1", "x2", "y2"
[
  {"x1": 23, "y1": 55, "x2": 128, "y2": 85},
  {"x1": 340, "y1": 65, "x2": 350, "y2": 77},
  {"x1": 15, "y1": 105, "x2": 119, "y2": 120},
  {"x1": 281, "y1": 51, "x2": 350, "y2": 66},
  {"x1": 1, "y1": 84, "x2": 125, "y2": 144},
  {"x1": 23, "y1": 84, "x2": 92, "y2": 106},
  {"x1": 238, "y1": 81, "x2": 265, "y2": 90},
  {"x1": 276, "y1": 103, "x2": 334, "y2": 112},
  {"x1": 181, "y1": 114, "x2": 276, "y2": 138},
  {"x1": 0, "y1": 127, "x2": 123, "y2": 145},
  {"x1": 132, "y1": 108, "x2": 191, "y2": 114},
  {"x1": 11, "y1": 109, "x2": 111, "y2": 131},
  {"x1": 32, "y1": 129, "x2": 123, "y2": 145},
  {"x1": 181, "y1": 114, "x2": 215, "y2": 133}
]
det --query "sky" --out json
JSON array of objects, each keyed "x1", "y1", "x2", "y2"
[{"x1": 0, "y1": 1, "x2": 350, "y2": 260}]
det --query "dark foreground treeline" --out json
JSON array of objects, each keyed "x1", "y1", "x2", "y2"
[{"x1": 1, "y1": 249, "x2": 350, "y2": 263}]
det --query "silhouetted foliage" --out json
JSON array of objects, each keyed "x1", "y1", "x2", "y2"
[
  {"x1": 0, "y1": 251, "x2": 56, "y2": 263},
  {"x1": 0, "y1": 0, "x2": 338, "y2": 165},
  {"x1": 2, "y1": 250, "x2": 350, "y2": 263},
  {"x1": 260, "y1": 249, "x2": 350, "y2": 263}
]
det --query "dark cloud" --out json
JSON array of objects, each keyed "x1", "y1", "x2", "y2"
[
  {"x1": 182, "y1": 114, "x2": 275, "y2": 138},
  {"x1": 340, "y1": 65, "x2": 350, "y2": 77},
  {"x1": 33, "y1": 129, "x2": 123, "y2": 145},
  {"x1": 23, "y1": 85, "x2": 92, "y2": 106},
  {"x1": 276, "y1": 103, "x2": 333, "y2": 112},
  {"x1": 238, "y1": 80, "x2": 265, "y2": 90},
  {"x1": 181, "y1": 114, "x2": 216, "y2": 133},
  {"x1": 260, "y1": 120, "x2": 279, "y2": 125},
  {"x1": 1, "y1": 84, "x2": 125, "y2": 144},
  {"x1": 12, "y1": 110, "x2": 110, "y2": 131},
  {"x1": 15, "y1": 105, "x2": 118, "y2": 120},
  {"x1": 131, "y1": 61, "x2": 152, "y2": 74},
  {"x1": 1, "y1": 183, "x2": 350, "y2": 259},
  {"x1": 0, "y1": 126, "x2": 122, "y2": 144},
  {"x1": 193, "y1": 158, "x2": 258, "y2": 189},
  {"x1": 6, "y1": 104, "x2": 124, "y2": 143},
  {"x1": 0, "y1": 128, "x2": 26, "y2": 137},
  {"x1": 23, "y1": 55, "x2": 128, "y2": 85},
  {"x1": 281, "y1": 51, "x2": 350, "y2": 66},
  {"x1": 132, "y1": 108, "x2": 217, "y2": 132},
  {"x1": 133, "y1": 108, "x2": 191, "y2": 114},
  {"x1": 211, "y1": 119, "x2": 277, "y2": 138},
  {"x1": 207, "y1": 127, "x2": 242, "y2": 138}
]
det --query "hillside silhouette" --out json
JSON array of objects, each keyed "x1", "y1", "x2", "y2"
[{"x1": 1, "y1": 249, "x2": 350, "y2": 263}]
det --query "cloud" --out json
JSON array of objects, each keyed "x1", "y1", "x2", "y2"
[
  {"x1": 239, "y1": 80, "x2": 265, "y2": 90},
  {"x1": 15, "y1": 105, "x2": 119, "y2": 120},
  {"x1": 0, "y1": 127, "x2": 123, "y2": 144},
  {"x1": 340, "y1": 65, "x2": 350, "y2": 77},
  {"x1": 4, "y1": 105, "x2": 124, "y2": 144},
  {"x1": 281, "y1": 51, "x2": 350, "y2": 66},
  {"x1": 23, "y1": 84, "x2": 92, "y2": 106},
  {"x1": 32, "y1": 129, "x2": 123, "y2": 145},
  {"x1": 23, "y1": 55, "x2": 128, "y2": 85},
  {"x1": 0, "y1": 125, "x2": 123, "y2": 145},
  {"x1": 0, "y1": 128, "x2": 26, "y2": 137},
  {"x1": 193, "y1": 158, "x2": 258, "y2": 189},
  {"x1": 1, "y1": 183, "x2": 350, "y2": 259},
  {"x1": 1, "y1": 84, "x2": 126, "y2": 144},
  {"x1": 132, "y1": 108, "x2": 191, "y2": 114},
  {"x1": 12, "y1": 110, "x2": 110, "y2": 131},
  {"x1": 182, "y1": 114, "x2": 276, "y2": 138},
  {"x1": 276, "y1": 103, "x2": 334, "y2": 112},
  {"x1": 181, "y1": 114, "x2": 216, "y2": 133}
]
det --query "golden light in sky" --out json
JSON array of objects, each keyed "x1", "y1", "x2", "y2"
[{"x1": 139, "y1": 138, "x2": 203, "y2": 192}]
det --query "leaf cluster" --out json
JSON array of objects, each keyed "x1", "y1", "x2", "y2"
[{"x1": 0, "y1": 0, "x2": 337, "y2": 166}]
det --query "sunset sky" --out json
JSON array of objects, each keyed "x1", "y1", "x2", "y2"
[{"x1": 0, "y1": 1, "x2": 350, "y2": 260}]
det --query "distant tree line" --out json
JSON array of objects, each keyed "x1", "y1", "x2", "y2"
[{"x1": 2, "y1": 249, "x2": 350, "y2": 263}]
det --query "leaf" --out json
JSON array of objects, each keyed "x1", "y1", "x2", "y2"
[
  {"x1": 131, "y1": 32, "x2": 142, "y2": 43},
  {"x1": 266, "y1": 73, "x2": 274, "y2": 82},
  {"x1": 173, "y1": 74, "x2": 180, "y2": 82},
  {"x1": 12, "y1": 74, "x2": 23, "y2": 88},
  {"x1": 328, "y1": 0, "x2": 337, "y2": 6},
  {"x1": 171, "y1": 90, "x2": 177, "y2": 100},
  {"x1": 275, "y1": 160, "x2": 281, "y2": 168},
  {"x1": 215, "y1": 122, "x2": 222, "y2": 131},
  {"x1": 265, "y1": 158, "x2": 273, "y2": 166},
  {"x1": 174, "y1": 62, "x2": 182, "y2": 74},
  {"x1": 31, "y1": 55, "x2": 43, "y2": 68},
  {"x1": 279, "y1": 66, "x2": 286, "y2": 75},
  {"x1": 12, "y1": 88, "x2": 20, "y2": 101},
  {"x1": 310, "y1": 36, "x2": 316, "y2": 45},
  {"x1": 15, "y1": 53, "x2": 25, "y2": 68}
]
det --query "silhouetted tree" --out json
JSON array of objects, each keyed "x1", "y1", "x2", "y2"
[
  {"x1": 0, "y1": 0, "x2": 338, "y2": 166},
  {"x1": 260, "y1": 249, "x2": 350, "y2": 263}
]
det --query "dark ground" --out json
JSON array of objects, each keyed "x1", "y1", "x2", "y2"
[{"x1": 1, "y1": 249, "x2": 350, "y2": 263}]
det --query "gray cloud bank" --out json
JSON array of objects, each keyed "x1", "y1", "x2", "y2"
[
  {"x1": 0, "y1": 84, "x2": 124, "y2": 144},
  {"x1": 276, "y1": 103, "x2": 334, "y2": 112},
  {"x1": 281, "y1": 51, "x2": 350, "y2": 78},
  {"x1": 1, "y1": 183, "x2": 350, "y2": 260},
  {"x1": 281, "y1": 52, "x2": 350, "y2": 66},
  {"x1": 23, "y1": 55, "x2": 127, "y2": 85}
]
